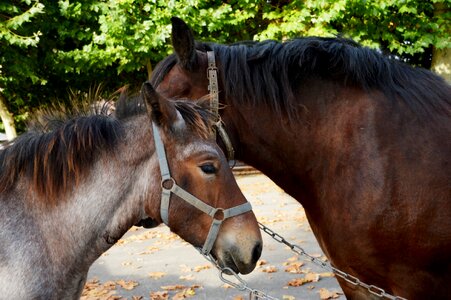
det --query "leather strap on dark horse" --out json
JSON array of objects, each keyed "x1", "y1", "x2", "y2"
[{"x1": 207, "y1": 51, "x2": 235, "y2": 162}]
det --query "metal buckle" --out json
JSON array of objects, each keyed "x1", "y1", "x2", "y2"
[
  {"x1": 161, "y1": 177, "x2": 175, "y2": 190},
  {"x1": 212, "y1": 208, "x2": 225, "y2": 221}
]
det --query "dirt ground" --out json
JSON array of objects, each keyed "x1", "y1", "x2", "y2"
[{"x1": 82, "y1": 174, "x2": 345, "y2": 300}]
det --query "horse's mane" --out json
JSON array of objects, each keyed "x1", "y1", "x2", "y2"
[
  {"x1": 0, "y1": 91, "x2": 212, "y2": 206},
  {"x1": 152, "y1": 37, "x2": 450, "y2": 121},
  {"x1": 114, "y1": 92, "x2": 213, "y2": 139}
]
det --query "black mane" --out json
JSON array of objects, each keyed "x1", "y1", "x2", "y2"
[{"x1": 153, "y1": 37, "x2": 450, "y2": 121}]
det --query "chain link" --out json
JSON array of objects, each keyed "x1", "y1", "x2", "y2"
[
  {"x1": 258, "y1": 222, "x2": 408, "y2": 300},
  {"x1": 196, "y1": 223, "x2": 408, "y2": 300},
  {"x1": 197, "y1": 248, "x2": 279, "y2": 299}
]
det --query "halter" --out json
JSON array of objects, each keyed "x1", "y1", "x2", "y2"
[
  {"x1": 152, "y1": 122, "x2": 252, "y2": 255},
  {"x1": 207, "y1": 51, "x2": 235, "y2": 162}
]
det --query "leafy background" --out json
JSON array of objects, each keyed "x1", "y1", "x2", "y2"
[{"x1": 1, "y1": 0, "x2": 450, "y2": 135}]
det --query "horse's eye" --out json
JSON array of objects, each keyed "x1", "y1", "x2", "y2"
[{"x1": 200, "y1": 164, "x2": 217, "y2": 174}]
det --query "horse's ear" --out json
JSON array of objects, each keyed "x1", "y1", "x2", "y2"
[
  {"x1": 141, "y1": 82, "x2": 177, "y2": 126},
  {"x1": 171, "y1": 17, "x2": 197, "y2": 70}
]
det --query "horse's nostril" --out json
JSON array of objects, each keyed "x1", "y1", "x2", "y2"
[{"x1": 252, "y1": 241, "x2": 263, "y2": 264}]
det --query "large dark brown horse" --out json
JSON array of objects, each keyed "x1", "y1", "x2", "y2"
[
  {"x1": 0, "y1": 83, "x2": 262, "y2": 299},
  {"x1": 151, "y1": 18, "x2": 451, "y2": 299}
]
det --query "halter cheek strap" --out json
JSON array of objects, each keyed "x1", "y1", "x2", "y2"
[
  {"x1": 207, "y1": 51, "x2": 235, "y2": 162},
  {"x1": 152, "y1": 122, "x2": 252, "y2": 255}
]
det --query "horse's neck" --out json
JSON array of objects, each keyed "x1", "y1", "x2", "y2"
[
  {"x1": 229, "y1": 81, "x2": 381, "y2": 207},
  {"x1": 3, "y1": 118, "x2": 157, "y2": 297},
  {"x1": 35, "y1": 160, "x2": 146, "y2": 262},
  {"x1": 43, "y1": 119, "x2": 156, "y2": 265}
]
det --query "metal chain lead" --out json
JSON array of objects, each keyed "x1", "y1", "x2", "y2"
[
  {"x1": 197, "y1": 248, "x2": 279, "y2": 300},
  {"x1": 258, "y1": 222, "x2": 408, "y2": 300}
]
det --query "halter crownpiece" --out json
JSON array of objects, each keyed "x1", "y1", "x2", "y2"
[
  {"x1": 152, "y1": 122, "x2": 251, "y2": 255},
  {"x1": 207, "y1": 51, "x2": 235, "y2": 162}
]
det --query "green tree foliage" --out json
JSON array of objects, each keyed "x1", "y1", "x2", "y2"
[
  {"x1": 1, "y1": 0, "x2": 449, "y2": 135},
  {"x1": 258, "y1": 0, "x2": 450, "y2": 66},
  {"x1": 0, "y1": 0, "x2": 45, "y2": 137},
  {"x1": 54, "y1": 0, "x2": 267, "y2": 76}
]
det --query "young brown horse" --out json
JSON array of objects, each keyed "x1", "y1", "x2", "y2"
[
  {"x1": 0, "y1": 82, "x2": 262, "y2": 299},
  {"x1": 151, "y1": 18, "x2": 451, "y2": 299}
]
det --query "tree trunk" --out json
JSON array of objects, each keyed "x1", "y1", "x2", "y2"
[
  {"x1": 431, "y1": 3, "x2": 451, "y2": 83},
  {"x1": 0, "y1": 93, "x2": 17, "y2": 140},
  {"x1": 146, "y1": 59, "x2": 153, "y2": 80},
  {"x1": 432, "y1": 47, "x2": 451, "y2": 83}
]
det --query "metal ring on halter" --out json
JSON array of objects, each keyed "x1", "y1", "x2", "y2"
[
  {"x1": 161, "y1": 177, "x2": 175, "y2": 190},
  {"x1": 212, "y1": 208, "x2": 225, "y2": 221}
]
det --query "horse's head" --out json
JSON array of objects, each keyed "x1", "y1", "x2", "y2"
[
  {"x1": 141, "y1": 82, "x2": 261, "y2": 274},
  {"x1": 152, "y1": 17, "x2": 211, "y2": 101},
  {"x1": 152, "y1": 17, "x2": 243, "y2": 162}
]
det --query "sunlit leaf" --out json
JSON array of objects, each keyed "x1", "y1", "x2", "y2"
[
  {"x1": 256, "y1": 259, "x2": 267, "y2": 267},
  {"x1": 116, "y1": 279, "x2": 139, "y2": 290},
  {"x1": 161, "y1": 285, "x2": 186, "y2": 291},
  {"x1": 149, "y1": 272, "x2": 167, "y2": 279},
  {"x1": 193, "y1": 264, "x2": 211, "y2": 272},
  {"x1": 261, "y1": 265, "x2": 278, "y2": 273},
  {"x1": 284, "y1": 261, "x2": 304, "y2": 273},
  {"x1": 179, "y1": 274, "x2": 195, "y2": 281},
  {"x1": 150, "y1": 291, "x2": 169, "y2": 300},
  {"x1": 318, "y1": 288, "x2": 341, "y2": 299}
]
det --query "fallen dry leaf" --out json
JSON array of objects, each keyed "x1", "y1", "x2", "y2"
[
  {"x1": 193, "y1": 264, "x2": 211, "y2": 272},
  {"x1": 173, "y1": 287, "x2": 197, "y2": 299},
  {"x1": 149, "y1": 272, "x2": 166, "y2": 279},
  {"x1": 233, "y1": 296, "x2": 245, "y2": 300},
  {"x1": 83, "y1": 278, "x2": 99, "y2": 288},
  {"x1": 81, "y1": 278, "x2": 118, "y2": 300},
  {"x1": 150, "y1": 291, "x2": 169, "y2": 300},
  {"x1": 318, "y1": 288, "x2": 341, "y2": 299},
  {"x1": 286, "y1": 272, "x2": 320, "y2": 287},
  {"x1": 261, "y1": 265, "x2": 278, "y2": 273},
  {"x1": 161, "y1": 285, "x2": 186, "y2": 291},
  {"x1": 284, "y1": 261, "x2": 304, "y2": 273},
  {"x1": 116, "y1": 279, "x2": 139, "y2": 290},
  {"x1": 287, "y1": 278, "x2": 309, "y2": 287},
  {"x1": 179, "y1": 264, "x2": 192, "y2": 273},
  {"x1": 132, "y1": 296, "x2": 143, "y2": 300},
  {"x1": 256, "y1": 259, "x2": 267, "y2": 267},
  {"x1": 179, "y1": 274, "x2": 195, "y2": 281},
  {"x1": 138, "y1": 249, "x2": 159, "y2": 255},
  {"x1": 304, "y1": 273, "x2": 320, "y2": 282},
  {"x1": 116, "y1": 239, "x2": 128, "y2": 246},
  {"x1": 282, "y1": 295, "x2": 295, "y2": 300},
  {"x1": 103, "y1": 281, "x2": 117, "y2": 290}
]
